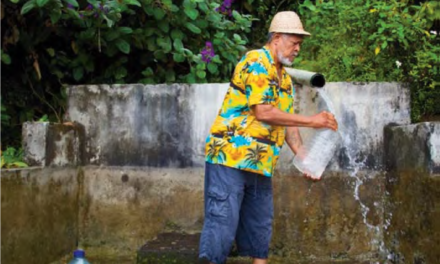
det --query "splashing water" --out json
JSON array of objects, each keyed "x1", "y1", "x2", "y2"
[
  {"x1": 294, "y1": 88, "x2": 386, "y2": 256},
  {"x1": 318, "y1": 89, "x2": 386, "y2": 255}
]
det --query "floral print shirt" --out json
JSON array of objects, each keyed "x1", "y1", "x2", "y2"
[{"x1": 205, "y1": 46, "x2": 295, "y2": 177}]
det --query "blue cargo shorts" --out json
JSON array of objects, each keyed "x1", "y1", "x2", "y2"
[{"x1": 199, "y1": 162, "x2": 274, "y2": 264}]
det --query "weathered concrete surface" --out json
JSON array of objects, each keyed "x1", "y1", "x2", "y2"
[
  {"x1": 278, "y1": 82, "x2": 411, "y2": 173},
  {"x1": 65, "y1": 82, "x2": 410, "y2": 170},
  {"x1": 272, "y1": 170, "x2": 385, "y2": 262},
  {"x1": 78, "y1": 166, "x2": 386, "y2": 262},
  {"x1": 78, "y1": 166, "x2": 205, "y2": 251},
  {"x1": 385, "y1": 169, "x2": 440, "y2": 264},
  {"x1": 1, "y1": 167, "x2": 79, "y2": 264},
  {"x1": 65, "y1": 84, "x2": 227, "y2": 167},
  {"x1": 22, "y1": 122, "x2": 85, "y2": 167},
  {"x1": 384, "y1": 122, "x2": 440, "y2": 174},
  {"x1": 383, "y1": 122, "x2": 440, "y2": 263}
]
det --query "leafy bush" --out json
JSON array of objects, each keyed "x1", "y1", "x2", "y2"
[
  {"x1": 294, "y1": 0, "x2": 439, "y2": 121},
  {"x1": 1, "y1": 147, "x2": 28, "y2": 169},
  {"x1": 1, "y1": 0, "x2": 438, "y2": 149}
]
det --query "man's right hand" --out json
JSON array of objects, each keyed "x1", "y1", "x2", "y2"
[{"x1": 311, "y1": 111, "x2": 338, "y2": 131}]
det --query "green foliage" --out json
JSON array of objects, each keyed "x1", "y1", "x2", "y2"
[
  {"x1": 1, "y1": 49, "x2": 12, "y2": 64},
  {"x1": 9, "y1": 0, "x2": 253, "y2": 84},
  {"x1": 1, "y1": 147, "x2": 28, "y2": 169},
  {"x1": 294, "y1": 0, "x2": 438, "y2": 121},
  {"x1": 1, "y1": 0, "x2": 438, "y2": 149},
  {"x1": 1, "y1": 0, "x2": 253, "y2": 147},
  {"x1": 1, "y1": 102, "x2": 11, "y2": 126}
]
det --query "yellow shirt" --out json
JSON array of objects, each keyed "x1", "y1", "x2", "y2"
[{"x1": 205, "y1": 46, "x2": 295, "y2": 176}]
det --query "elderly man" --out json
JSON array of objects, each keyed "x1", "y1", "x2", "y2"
[{"x1": 199, "y1": 11, "x2": 338, "y2": 264}]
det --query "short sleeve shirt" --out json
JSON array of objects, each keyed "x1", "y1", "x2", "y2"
[{"x1": 205, "y1": 46, "x2": 295, "y2": 177}]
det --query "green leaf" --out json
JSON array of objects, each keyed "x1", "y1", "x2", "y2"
[
  {"x1": 142, "y1": 67, "x2": 154, "y2": 77},
  {"x1": 118, "y1": 27, "x2": 133, "y2": 34},
  {"x1": 104, "y1": 30, "x2": 121, "y2": 41},
  {"x1": 173, "y1": 53, "x2": 185, "y2": 63},
  {"x1": 158, "y1": 20, "x2": 169, "y2": 33},
  {"x1": 63, "y1": 0, "x2": 78, "y2": 7},
  {"x1": 173, "y1": 38, "x2": 184, "y2": 52},
  {"x1": 153, "y1": 8, "x2": 165, "y2": 20},
  {"x1": 165, "y1": 71, "x2": 175, "y2": 83},
  {"x1": 144, "y1": 28, "x2": 155, "y2": 37},
  {"x1": 1, "y1": 52, "x2": 11, "y2": 65},
  {"x1": 73, "y1": 67, "x2": 83, "y2": 81},
  {"x1": 46, "y1": 48, "x2": 55, "y2": 57},
  {"x1": 171, "y1": 29, "x2": 184, "y2": 40},
  {"x1": 196, "y1": 70, "x2": 206, "y2": 79},
  {"x1": 103, "y1": 14, "x2": 115, "y2": 27},
  {"x1": 21, "y1": 1, "x2": 36, "y2": 15},
  {"x1": 124, "y1": 0, "x2": 141, "y2": 6},
  {"x1": 198, "y1": 2, "x2": 208, "y2": 12},
  {"x1": 212, "y1": 55, "x2": 222, "y2": 63},
  {"x1": 36, "y1": 0, "x2": 50, "y2": 7},
  {"x1": 11, "y1": 161, "x2": 28, "y2": 168},
  {"x1": 184, "y1": 6, "x2": 199, "y2": 20},
  {"x1": 115, "y1": 67, "x2": 127, "y2": 79},
  {"x1": 115, "y1": 39, "x2": 130, "y2": 54},
  {"x1": 186, "y1": 22, "x2": 201, "y2": 34},
  {"x1": 207, "y1": 12, "x2": 221, "y2": 23},
  {"x1": 207, "y1": 63, "x2": 218, "y2": 74},
  {"x1": 10, "y1": 0, "x2": 19, "y2": 3},
  {"x1": 49, "y1": 10, "x2": 62, "y2": 24},
  {"x1": 186, "y1": 73, "x2": 196, "y2": 83},
  {"x1": 157, "y1": 36, "x2": 172, "y2": 53}
]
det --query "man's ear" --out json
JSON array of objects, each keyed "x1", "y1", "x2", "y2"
[{"x1": 272, "y1": 33, "x2": 282, "y2": 45}]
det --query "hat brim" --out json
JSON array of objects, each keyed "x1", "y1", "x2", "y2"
[{"x1": 270, "y1": 29, "x2": 311, "y2": 36}]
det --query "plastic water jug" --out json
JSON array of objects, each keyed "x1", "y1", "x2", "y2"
[
  {"x1": 292, "y1": 128, "x2": 340, "y2": 179},
  {"x1": 68, "y1": 249, "x2": 91, "y2": 264},
  {"x1": 292, "y1": 89, "x2": 341, "y2": 179}
]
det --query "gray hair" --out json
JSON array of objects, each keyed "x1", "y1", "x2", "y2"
[
  {"x1": 267, "y1": 32, "x2": 291, "y2": 43},
  {"x1": 267, "y1": 32, "x2": 275, "y2": 43}
]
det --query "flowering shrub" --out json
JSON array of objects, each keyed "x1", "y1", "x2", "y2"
[
  {"x1": 1, "y1": 0, "x2": 252, "y2": 146},
  {"x1": 201, "y1": 41, "x2": 215, "y2": 63}
]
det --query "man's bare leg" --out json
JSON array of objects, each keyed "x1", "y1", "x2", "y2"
[{"x1": 253, "y1": 258, "x2": 268, "y2": 264}]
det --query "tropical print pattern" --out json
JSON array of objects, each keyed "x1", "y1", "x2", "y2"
[{"x1": 205, "y1": 46, "x2": 295, "y2": 177}]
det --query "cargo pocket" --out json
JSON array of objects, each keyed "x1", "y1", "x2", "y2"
[{"x1": 207, "y1": 187, "x2": 230, "y2": 220}]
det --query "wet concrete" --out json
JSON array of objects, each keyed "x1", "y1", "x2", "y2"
[{"x1": 384, "y1": 169, "x2": 440, "y2": 264}]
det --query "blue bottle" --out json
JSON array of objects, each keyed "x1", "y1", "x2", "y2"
[{"x1": 68, "y1": 249, "x2": 91, "y2": 264}]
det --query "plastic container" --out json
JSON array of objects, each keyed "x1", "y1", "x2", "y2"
[
  {"x1": 292, "y1": 128, "x2": 340, "y2": 179},
  {"x1": 68, "y1": 249, "x2": 91, "y2": 264},
  {"x1": 292, "y1": 89, "x2": 341, "y2": 179}
]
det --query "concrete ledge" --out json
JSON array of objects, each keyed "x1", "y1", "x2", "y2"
[
  {"x1": 384, "y1": 122, "x2": 440, "y2": 174},
  {"x1": 22, "y1": 122, "x2": 85, "y2": 167}
]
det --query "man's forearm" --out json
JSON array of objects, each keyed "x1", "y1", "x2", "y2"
[
  {"x1": 285, "y1": 127, "x2": 303, "y2": 155},
  {"x1": 252, "y1": 104, "x2": 338, "y2": 131},
  {"x1": 253, "y1": 104, "x2": 313, "y2": 127}
]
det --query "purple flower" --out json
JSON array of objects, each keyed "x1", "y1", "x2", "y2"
[
  {"x1": 201, "y1": 41, "x2": 215, "y2": 63},
  {"x1": 67, "y1": 3, "x2": 74, "y2": 9},
  {"x1": 216, "y1": 0, "x2": 235, "y2": 16},
  {"x1": 79, "y1": 13, "x2": 84, "y2": 19},
  {"x1": 86, "y1": 4, "x2": 93, "y2": 10}
]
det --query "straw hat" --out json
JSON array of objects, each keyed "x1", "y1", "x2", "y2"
[{"x1": 269, "y1": 11, "x2": 311, "y2": 36}]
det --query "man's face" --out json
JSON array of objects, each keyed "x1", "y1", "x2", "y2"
[{"x1": 276, "y1": 34, "x2": 304, "y2": 66}]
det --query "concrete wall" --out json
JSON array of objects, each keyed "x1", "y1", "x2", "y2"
[
  {"x1": 383, "y1": 122, "x2": 440, "y2": 264},
  {"x1": 1, "y1": 167, "x2": 79, "y2": 264},
  {"x1": 64, "y1": 82, "x2": 411, "y2": 170},
  {"x1": 12, "y1": 82, "x2": 440, "y2": 263}
]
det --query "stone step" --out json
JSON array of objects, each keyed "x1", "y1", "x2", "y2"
[
  {"x1": 137, "y1": 232, "x2": 201, "y2": 264},
  {"x1": 136, "y1": 232, "x2": 377, "y2": 264},
  {"x1": 136, "y1": 232, "x2": 252, "y2": 264}
]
